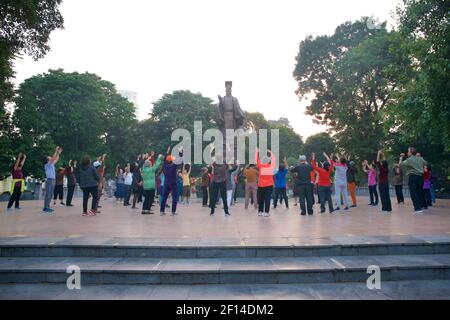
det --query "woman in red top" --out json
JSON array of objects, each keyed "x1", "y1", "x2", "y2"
[
  {"x1": 312, "y1": 152, "x2": 334, "y2": 213},
  {"x1": 256, "y1": 149, "x2": 276, "y2": 217}
]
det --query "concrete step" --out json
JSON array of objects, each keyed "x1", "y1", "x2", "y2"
[
  {"x1": 2, "y1": 280, "x2": 450, "y2": 300},
  {"x1": 1, "y1": 236, "x2": 449, "y2": 259},
  {"x1": 1, "y1": 254, "x2": 449, "y2": 285}
]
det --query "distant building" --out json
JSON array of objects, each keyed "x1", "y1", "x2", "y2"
[{"x1": 118, "y1": 90, "x2": 139, "y2": 118}]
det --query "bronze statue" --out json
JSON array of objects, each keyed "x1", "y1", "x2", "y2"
[
  {"x1": 216, "y1": 81, "x2": 245, "y2": 135},
  {"x1": 215, "y1": 81, "x2": 245, "y2": 161}
]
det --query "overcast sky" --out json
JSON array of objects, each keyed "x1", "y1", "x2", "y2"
[{"x1": 13, "y1": 0, "x2": 401, "y2": 138}]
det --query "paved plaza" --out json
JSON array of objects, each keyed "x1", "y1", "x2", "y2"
[
  {"x1": 0, "y1": 197, "x2": 449, "y2": 240},
  {"x1": 1, "y1": 196, "x2": 450, "y2": 300}
]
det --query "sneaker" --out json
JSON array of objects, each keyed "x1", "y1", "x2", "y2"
[
  {"x1": 343, "y1": 207, "x2": 349, "y2": 211},
  {"x1": 160, "y1": 212, "x2": 165, "y2": 216},
  {"x1": 60, "y1": 202, "x2": 66, "y2": 207},
  {"x1": 264, "y1": 212, "x2": 270, "y2": 217},
  {"x1": 66, "y1": 204, "x2": 74, "y2": 207},
  {"x1": 210, "y1": 212, "x2": 215, "y2": 215},
  {"x1": 414, "y1": 210, "x2": 424, "y2": 214},
  {"x1": 82, "y1": 212, "x2": 88, "y2": 216},
  {"x1": 43, "y1": 208, "x2": 54, "y2": 214},
  {"x1": 335, "y1": 207, "x2": 341, "y2": 211},
  {"x1": 350, "y1": 205, "x2": 357, "y2": 208},
  {"x1": 15, "y1": 207, "x2": 22, "y2": 210},
  {"x1": 171, "y1": 212, "x2": 178, "y2": 216},
  {"x1": 258, "y1": 212, "x2": 263, "y2": 216},
  {"x1": 6, "y1": 207, "x2": 13, "y2": 212},
  {"x1": 225, "y1": 212, "x2": 231, "y2": 216}
]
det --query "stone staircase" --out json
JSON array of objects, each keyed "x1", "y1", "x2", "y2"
[{"x1": 0, "y1": 235, "x2": 449, "y2": 299}]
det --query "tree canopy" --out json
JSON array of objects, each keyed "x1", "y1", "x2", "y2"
[{"x1": 294, "y1": 2, "x2": 450, "y2": 178}]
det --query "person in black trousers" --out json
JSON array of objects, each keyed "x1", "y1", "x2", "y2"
[
  {"x1": 393, "y1": 165, "x2": 404, "y2": 204},
  {"x1": 7, "y1": 153, "x2": 26, "y2": 211},
  {"x1": 290, "y1": 155, "x2": 314, "y2": 215},
  {"x1": 131, "y1": 163, "x2": 143, "y2": 209},
  {"x1": 65, "y1": 160, "x2": 77, "y2": 207},
  {"x1": 399, "y1": 148, "x2": 428, "y2": 213},
  {"x1": 200, "y1": 167, "x2": 210, "y2": 207},
  {"x1": 78, "y1": 155, "x2": 100, "y2": 216},
  {"x1": 210, "y1": 158, "x2": 230, "y2": 216},
  {"x1": 376, "y1": 150, "x2": 392, "y2": 212}
]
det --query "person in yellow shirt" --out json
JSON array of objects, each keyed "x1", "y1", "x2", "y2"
[{"x1": 182, "y1": 164, "x2": 191, "y2": 204}]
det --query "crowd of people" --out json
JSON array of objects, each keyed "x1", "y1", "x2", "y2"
[{"x1": 5, "y1": 145, "x2": 437, "y2": 217}]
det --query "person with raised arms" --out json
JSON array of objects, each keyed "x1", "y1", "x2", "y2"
[
  {"x1": 7, "y1": 153, "x2": 26, "y2": 211},
  {"x1": 43, "y1": 146, "x2": 62, "y2": 214}
]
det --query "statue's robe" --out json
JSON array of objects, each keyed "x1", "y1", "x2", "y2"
[{"x1": 215, "y1": 96, "x2": 245, "y2": 132}]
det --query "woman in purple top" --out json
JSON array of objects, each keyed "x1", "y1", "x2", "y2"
[
  {"x1": 362, "y1": 160, "x2": 379, "y2": 206},
  {"x1": 7, "y1": 153, "x2": 26, "y2": 210},
  {"x1": 160, "y1": 146, "x2": 183, "y2": 216}
]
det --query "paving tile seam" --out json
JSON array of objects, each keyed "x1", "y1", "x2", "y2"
[
  {"x1": 2, "y1": 242, "x2": 449, "y2": 249},
  {"x1": 1, "y1": 265, "x2": 449, "y2": 274}
]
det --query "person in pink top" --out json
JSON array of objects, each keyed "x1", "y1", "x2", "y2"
[{"x1": 362, "y1": 160, "x2": 379, "y2": 206}]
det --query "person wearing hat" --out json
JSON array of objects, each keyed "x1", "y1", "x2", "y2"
[
  {"x1": 160, "y1": 146, "x2": 183, "y2": 215},
  {"x1": 141, "y1": 155, "x2": 163, "y2": 214},
  {"x1": 290, "y1": 154, "x2": 314, "y2": 215}
]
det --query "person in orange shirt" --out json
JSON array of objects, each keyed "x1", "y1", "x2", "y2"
[{"x1": 256, "y1": 149, "x2": 276, "y2": 217}]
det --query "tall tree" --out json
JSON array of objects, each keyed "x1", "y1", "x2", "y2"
[
  {"x1": 302, "y1": 133, "x2": 337, "y2": 162},
  {"x1": 12, "y1": 70, "x2": 136, "y2": 178},
  {"x1": 0, "y1": 0, "x2": 64, "y2": 177},
  {"x1": 392, "y1": 0, "x2": 450, "y2": 153},
  {"x1": 149, "y1": 90, "x2": 216, "y2": 170},
  {"x1": 294, "y1": 18, "x2": 412, "y2": 159}
]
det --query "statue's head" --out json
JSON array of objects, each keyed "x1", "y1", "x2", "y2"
[{"x1": 225, "y1": 81, "x2": 232, "y2": 96}]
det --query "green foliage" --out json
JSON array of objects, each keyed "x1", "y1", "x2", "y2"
[
  {"x1": 303, "y1": 133, "x2": 336, "y2": 162},
  {"x1": 294, "y1": 18, "x2": 414, "y2": 160},
  {"x1": 293, "y1": 9, "x2": 449, "y2": 181},
  {"x1": 0, "y1": 0, "x2": 64, "y2": 178},
  {"x1": 150, "y1": 90, "x2": 216, "y2": 151},
  {"x1": 12, "y1": 70, "x2": 137, "y2": 178},
  {"x1": 394, "y1": 0, "x2": 450, "y2": 153}
]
